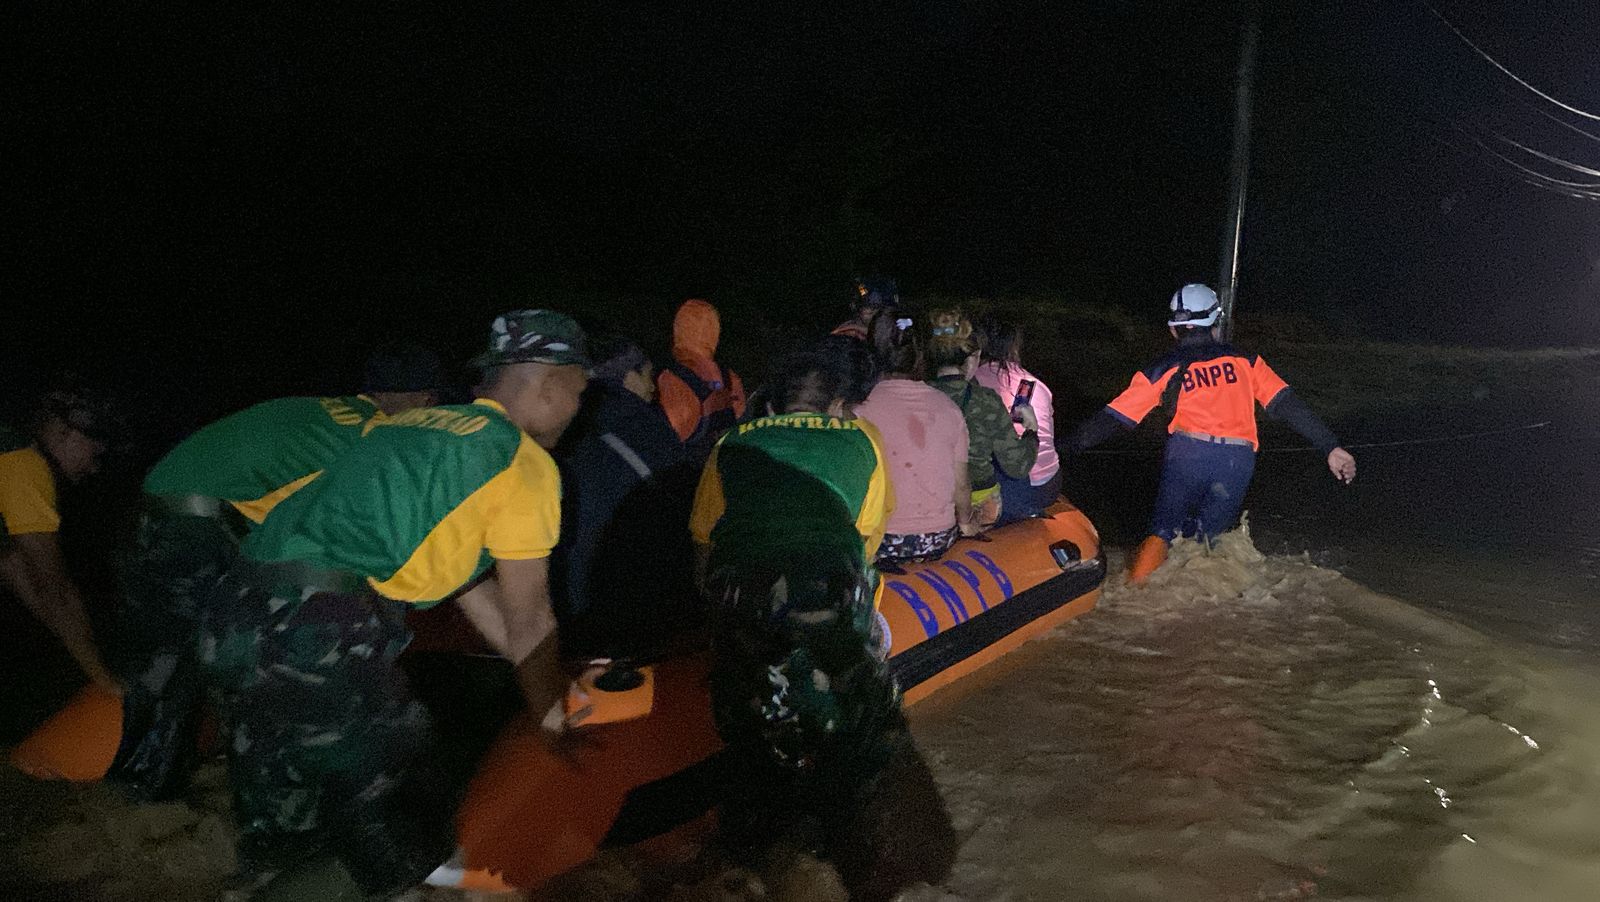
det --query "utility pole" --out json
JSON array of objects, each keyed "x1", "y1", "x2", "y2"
[{"x1": 1218, "y1": 1, "x2": 1261, "y2": 341}]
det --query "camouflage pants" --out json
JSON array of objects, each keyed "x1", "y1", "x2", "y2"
[
  {"x1": 116, "y1": 509, "x2": 239, "y2": 663},
  {"x1": 705, "y1": 551, "x2": 903, "y2": 858},
  {"x1": 197, "y1": 568, "x2": 457, "y2": 895},
  {"x1": 106, "y1": 511, "x2": 239, "y2": 799}
]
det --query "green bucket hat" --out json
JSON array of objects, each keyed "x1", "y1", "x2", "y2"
[{"x1": 471, "y1": 309, "x2": 591, "y2": 369}]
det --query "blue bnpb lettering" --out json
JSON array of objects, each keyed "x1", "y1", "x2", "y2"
[
  {"x1": 1222, "y1": 361, "x2": 1238, "y2": 383},
  {"x1": 886, "y1": 580, "x2": 940, "y2": 639},
  {"x1": 940, "y1": 559, "x2": 988, "y2": 611},
  {"x1": 965, "y1": 550, "x2": 1014, "y2": 600},
  {"x1": 915, "y1": 570, "x2": 969, "y2": 624}
]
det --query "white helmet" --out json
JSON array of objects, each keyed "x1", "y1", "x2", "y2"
[{"x1": 1168, "y1": 283, "x2": 1221, "y2": 328}]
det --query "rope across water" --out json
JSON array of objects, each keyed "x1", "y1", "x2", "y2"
[{"x1": 1077, "y1": 420, "x2": 1552, "y2": 456}]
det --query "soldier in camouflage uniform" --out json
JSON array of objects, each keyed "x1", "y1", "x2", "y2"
[
  {"x1": 688, "y1": 341, "x2": 906, "y2": 865},
  {"x1": 924, "y1": 309, "x2": 1038, "y2": 529},
  {"x1": 197, "y1": 312, "x2": 588, "y2": 900},
  {"x1": 132, "y1": 344, "x2": 445, "y2": 632},
  {"x1": 112, "y1": 346, "x2": 442, "y2": 799},
  {"x1": 201, "y1": 566, "x2": 456, "y2": 895},
  {"x1": 702, "y1": 555, "x2": 904, "y2": 849}
]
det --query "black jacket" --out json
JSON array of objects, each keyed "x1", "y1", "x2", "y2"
[{"x1": 552, "y1": 380, "x2": 700, "y2": 659}]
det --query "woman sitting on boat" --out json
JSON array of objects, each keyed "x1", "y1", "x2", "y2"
[
  {"x1": 856, "y1": 319, "x2": 978, "y2": 564},
  {"x1": 925, "y1": 309, "x2": 1039, "y2": 530},
  {"x1": 973, "y1": 313, "x2": 1061, "y2": 525}
]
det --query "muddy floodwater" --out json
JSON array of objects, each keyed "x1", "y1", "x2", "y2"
[
  {"x1": 6, "y1": 405, "x2": 1600, "y2": 901},
  {"x1": 11, "y1": 534, "x2": 1599, "y2": 902},
  {"x1": 903, "y1": 531, "x2": 1600, "y2": 902}
]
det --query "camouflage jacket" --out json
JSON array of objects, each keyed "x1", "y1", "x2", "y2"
[{"x1": 927, "y1": 376, "x2": 1038, "y2": 491}]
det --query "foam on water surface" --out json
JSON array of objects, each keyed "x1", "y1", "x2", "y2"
[
  {"x1": 904, "y1": 524, "x2": 1600, "y2": 901},
  {"x1": 7, "y1": 525, "x2": 1600, "y2": 901}
]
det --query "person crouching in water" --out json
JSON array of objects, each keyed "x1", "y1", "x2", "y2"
[
  {"x1": 1067, "y1": 284, "x2": 1356, "y2": 584},
  {"x1": 0, "y1": 387, "x2": 120, "y2": 724},
  {"x1": 690, "y1": 340, "x2": 955, "y2": 899},
  {"x1": 112, "y1": 344, "x2": 442, "y2": 799},
  {"x1": 197, "y1": 310, "x2": 589, "y2": 900}
]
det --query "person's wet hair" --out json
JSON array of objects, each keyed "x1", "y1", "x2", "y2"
[
  {"x1": 883, "y1": 322, "x2": 923, "y2": 378},
  {"x1": 771, "y1": 339, "x2": 877, "y2": 414},
  {"x1": 858, "y1": 306, "x2": 905, "y2": 376},
  {"x1": 587, "y1": 333, "x2": 650, "y2": 383},
  {"x1": 923, "y1": 309, "x2": 975, "y2": 371},
  {"x1": 32, "y1": 379, "x2": 121, "y2": 443},
  {"x1": 815, "y1": 335, "x2": 880, "y2": 404},
  {"x1": 975, "y1": 314, "x2": 1022, "y2": 372}
]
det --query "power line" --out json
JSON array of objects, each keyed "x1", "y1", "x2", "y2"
[
  {"x1": 1413, "y1": 3, "x2": 1600, "y2": 199},
  {"x1": 1439, "y1": 126, "x2": 1600, "y2": 199},
  {"x1": 1459, "y1": 131, "x2": 1600, "y2": 197},
  {"x1": 1491, "y1": 132, "x2": 1600, "y2": 179},
  {"x1": 1424, "y1": 0, "x2": 1600, "y2": 123},
  {"x1": 1494, "y1": 82, "x2": 1600, "y2": 147}
]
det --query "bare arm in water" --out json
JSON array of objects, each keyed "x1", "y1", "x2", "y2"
[
  {"x1": 2, "y1": 534, "x2": 119, "y2": 693},
  {"x1": 456, "y1": 556, "x2": 566, "y2": 730}
]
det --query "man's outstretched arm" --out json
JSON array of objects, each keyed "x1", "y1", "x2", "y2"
[
  {"x1": 458, "y1": 556, "x2": 566, "y2": 726},
  {"x1": 1261, "y1": 380, "x2": 1355, "y2": 485},
  {"x1": 3, "y1": 534, "x2": 119, "y2": 692}
]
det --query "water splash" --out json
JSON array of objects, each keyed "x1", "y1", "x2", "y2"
[{"x1": 905, "y1": 523, "x2": 1600, "y2": 901}]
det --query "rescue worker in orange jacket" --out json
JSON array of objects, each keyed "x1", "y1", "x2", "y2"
[
  {"x1": 1067, "y1": 284, "x2": 1356, "y2": 583},
  {"x1": 656, "y1": 299, "x2": 746, "y2": 462}
]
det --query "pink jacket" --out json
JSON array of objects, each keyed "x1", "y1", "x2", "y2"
[{"x1": 973, "y1": 362, "x2": 1059, "y2": 485}]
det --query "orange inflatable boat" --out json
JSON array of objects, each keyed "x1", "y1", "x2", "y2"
[
  {"x1": 7, "y1": 684, "x2": 126, "y2": 782},
  {"x1": 429, "y1": 500, "x2": 1105, "y2": 892},
  {"x1": 9, "y1": 502, "x2": 1104, "y2": 893}
]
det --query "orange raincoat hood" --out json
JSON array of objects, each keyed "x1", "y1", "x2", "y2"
[{"x1": 671, "y1": 299, "x2": 722, "y2": 377}]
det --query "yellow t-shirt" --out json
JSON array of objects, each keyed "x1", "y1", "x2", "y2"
[{"x1": 0, "y1": 446, "x2": 60, "y2": 536}]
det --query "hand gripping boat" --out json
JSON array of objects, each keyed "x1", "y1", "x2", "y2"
[
  {"x1": 430, "y1": 500, "x2": 1106, "y2": 892},
  {"x1": 8, "y1": 503, "x2": 1104, "y2": 889}
]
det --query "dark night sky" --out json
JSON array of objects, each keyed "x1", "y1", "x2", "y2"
[{"x1": 6, "y1": 1, "x2": 1598, "y2": 416}]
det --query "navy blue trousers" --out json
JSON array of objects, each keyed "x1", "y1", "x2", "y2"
[
  {"x1": 994, "y1": 469, "x2": 1062, "y2": 527},
  {"x1": 1149, "y1": 433, "x2": 1256, "y2": 544}
]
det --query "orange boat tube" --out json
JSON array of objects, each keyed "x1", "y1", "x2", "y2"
[
  {"x1": 438, "y1": 501, "x2": 1105, "y2": 891},
  {"x1": 7, "y1": 684, "x2": 125, "y2": 782},
  {"x1": 9, "y1": 503, "x2": 1105, "y2": 892}
]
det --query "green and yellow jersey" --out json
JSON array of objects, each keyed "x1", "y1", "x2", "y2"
[
  {"x1": 144, "y1": 395, "x2": 381, "y2": 524},
  {"x1": 240, "y1": 399, "x2": 561, "y2": 604},
  {"x1": 690, "y1": 412, "x2": 893, "y2": 569}
]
